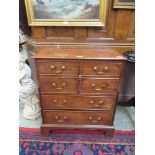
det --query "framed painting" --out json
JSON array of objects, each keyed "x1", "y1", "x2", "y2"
[
  {"x1": 113, "y1": 0, "x2": 135, "y2": 9},
  {"x1": 25, "y1": 0, "x2": 108, "y2": 26}
]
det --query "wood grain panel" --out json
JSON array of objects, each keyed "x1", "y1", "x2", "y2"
[
  {"x1": 114, "y1": 10, "x2": 132, "y2": 39},
  {"x1": 74, "y1": 27, "x2": 88, "y2": 39},
  {"x1": 127, "y1": 11, "x2": 135, "y2": 40},
  {"x1": 31, "y1": 27, "x2": 46, "y2": 39},
  {"x1": 46, "y1": 27, "x2": 74, "y2": 38}
]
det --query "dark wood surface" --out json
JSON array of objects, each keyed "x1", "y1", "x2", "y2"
[
  {"x1": 43, "y1": 110, "x2": 113, "y2": 126},
  {"x1": 39, "y1": 77, "x2": 78, "y2": 94},
  {"x1": 80, "y1": 78, "x2": 120, "y2": 94},
  {"x1": 41, "y1": 95, "x2": 116, "y2": 110},
  {"x1": 33, "y1": 49, "x2": 126, "y2": 136},
  {"x1": 33, "y1": 49, "x2": 127, "y2": 60}
]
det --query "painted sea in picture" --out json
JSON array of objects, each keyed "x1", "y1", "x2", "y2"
[{"x1": 33, "y1": 0, "x2": 100, "y2": 20}]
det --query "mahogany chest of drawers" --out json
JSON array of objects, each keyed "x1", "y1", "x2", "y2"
[{"x1": 33, "y1": 48, "x2": 126, "y2": 135}]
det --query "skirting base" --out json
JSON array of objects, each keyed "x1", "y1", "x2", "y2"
[{"x1": 40, "y1": 124, "x2": 115, "y2": 136}]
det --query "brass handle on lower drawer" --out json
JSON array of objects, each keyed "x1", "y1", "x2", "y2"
[
  {"x1": 53, "y1": 100, "x2": 67, "y2": 107},
  {"x1": 93, "y1": 66, "x2": 109, "y2": 75},
  {"x1": 50, "y1": 65, "x2": 66, "y2": 74},
  {"x1": 52, "y1": 82, "x2": 66, "y2": 90},
  {"x1": 91, "y1": 83, "x2": 106, "y2": 91},
  {"x1": 90, "y1": 100, "x2": 104, "y2": 108},
  {"x1": 55, "y1": 115, "x2": 67, "y2": 123},
  {"x1": 88, "y1": 116, "x2": 101, "y2": 123}
]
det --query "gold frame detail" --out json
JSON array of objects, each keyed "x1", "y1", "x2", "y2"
[
  {"x1": 113, "y1": 0, "x2": 135, "y2": 9},
  {"x1": 25, "y1": 0, "x2": 108, "y2": 26}
]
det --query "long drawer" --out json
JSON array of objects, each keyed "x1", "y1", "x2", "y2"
[
  {"x1": 39, "y1": 77, "x2": 78, "y2": 94},
  {"x1": 43, "y1": 110, "x2": 113, "y2": 126},
  {"x1": 41, "y1": 95, "x2": 116, "y2": 110},
  {"x1": 80, "y1": 78, "x2": 119, "y2": 94}
]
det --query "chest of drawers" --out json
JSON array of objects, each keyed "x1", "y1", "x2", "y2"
[{"x1": 33, "y1": 48, "x2": 126, "y2": 136}]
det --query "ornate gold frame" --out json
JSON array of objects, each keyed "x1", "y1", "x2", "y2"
[
  {"x1": 25, "y1": 0, "x2": 108, "y2": 26},
  {"x1": 113, "y1": 0, "x2": 135, "y2": 9}
]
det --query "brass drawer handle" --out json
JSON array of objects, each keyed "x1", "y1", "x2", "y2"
[
  {"x1": 91, "y1": 83, "x2": 106, "y2": 91},
  {"x1": 50, "y1": 65, "x2": 66, "y2": 74},
  {"x1": 55, "y1": 115, "x2": 67, "y2": 123},
  {"x1": 88, "y1": 116, "x2": 101, "y2": 123},
  {"x1": 89, "y1": 100, "x2": 104, "y2": 108},
  {"x1": 53, "y1": 99, "x2": 67, "y2": 107},
  {"x1": 52, "y1": 82, "x2": 66, "y2": 90},
  {"x1": 93, "y1": 66, "x2": 109, "y2": 75}
]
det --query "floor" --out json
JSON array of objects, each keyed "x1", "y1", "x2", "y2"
[{"x1": 19, "y1": 103, "x2": 135, "y2": 131}]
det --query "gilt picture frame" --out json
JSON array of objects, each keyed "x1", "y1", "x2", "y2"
[
  {"x1": 113, "y1": 0, "x2": 135, "y2": 9},
  {"x1": 25, "y1": 0, "x2": 108, "y2": 26}
]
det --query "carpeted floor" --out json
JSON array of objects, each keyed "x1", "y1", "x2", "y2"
[{"x1": 19, "y1": 128, "x2": 135, "y2": 155}]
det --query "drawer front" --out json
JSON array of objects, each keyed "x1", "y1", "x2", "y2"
[
  {"x1": 39, "y1": 77, "x2": 78, "y2": 94},
  {"x1": 80, "y1": 78, "x2": 119, "y2": 94},
  {"x1": 37, "y1": 61, "x2": 78, "y2": 75},
  {"x1": 80, "y1": 62, "x2": 122, "y2": 76},
  {"x1": 43, "y1": 110, "x2": 113, "y2": 125},
  {"x1": 41, "y1": 95, "x2": 116, "y2": 110},
  {"x1": 79, "y1": 96, "x2": 116, "y2": 110},
  {"x1": 41, "y1": 95, "x2": 78, "y2": 109}
]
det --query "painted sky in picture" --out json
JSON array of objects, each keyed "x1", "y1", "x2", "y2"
[{"x1": 33, "y1": 0, "x2": 100, "y2": 19}]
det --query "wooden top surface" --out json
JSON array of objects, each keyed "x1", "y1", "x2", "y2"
[{"x1": 33, "y1": 49, "x2": 127, "y2": 60}]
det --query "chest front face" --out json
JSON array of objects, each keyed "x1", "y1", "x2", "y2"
[{"x1": 33, "y1": 49, "x2": 126, "y2": 135}]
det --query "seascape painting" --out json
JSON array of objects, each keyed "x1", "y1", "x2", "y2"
[{"x1": 32, "y1": 0, "x2": 100, "y2": 20}]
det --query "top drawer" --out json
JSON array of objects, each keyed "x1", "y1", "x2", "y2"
[
  {"x1": 80, "y1": 61, "x2": 122, "y2": 76},
  {"x1": 37, "y1": 60, "x2": 78, "y2": 76}
]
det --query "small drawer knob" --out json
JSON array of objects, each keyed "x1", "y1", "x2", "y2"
[
  {"x1": 93, "y1": 66, "x2": 109, "y2": 75},
  {"x1": 53, "y1": 99, "x2": 67, "y2": 107},
  {"x1": 51, "y1": 82, "x2": 66, "y2": 90},
  {"x1": 88, "y1": 116, "x2": 102, "y2": 123},
  {"x1": 91, "y1": 83, "x2": 106, "y2": 91},
  {"x1": 50, "y1": 65, "x2": 66, "y2": 74},
  {"x1": 89, "y1": 100, "x2": 104, "y2": 108},
  {"x1": 54, "y1": 115, "x2": 67, "y2": 123}
]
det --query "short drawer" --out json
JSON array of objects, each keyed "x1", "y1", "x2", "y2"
[
  {"x1": 80, "y1": 78, "x2": 119, "y2": 94},
  {"x1": 39, "y1": 77, "x2": 78, "y2": 94},
  {"x1": 78, "y1": 96, "x2": 116, "y2": 110},
  {"x1": 37, "y1": 61, "x2": 78, "y2": 76},
  {"x1": 80, "y1": 61, "x2": 122, "y2": 76},
  {"x1": 41, "y1": 95, "x2": 78, "y2": 109},
  {"x1": 43, "y1": 110, "x2": 113, "y2": 126},
  {"x1": 41, "y1": 95, "x2": 116, "y2": 110}
]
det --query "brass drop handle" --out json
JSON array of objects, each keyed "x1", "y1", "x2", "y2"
[
  {"x1": 91, "y1": 83, "x2": 106, "y2": 91},
  {"x1": 53, "y1": 99, "x2": 67, "y2": 107},
  {"x1": 52, "y1": 82, "x2": 66, "y2": 90},
  {"x1": 50, "y1": 65, "x2": 66, "y2": 74},
  {"x1": 88, "y1": 116, "x2": 101, "y2": 123},
  {"x1": 90, "y1": 100, "x2": 104, "y2": 108},
  {"x1": 93, "y1": 66, "x2": 109, "y2": 75},
  {"x1": 55, "y1": 115, "x2": 67, "y2": 123}
]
